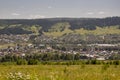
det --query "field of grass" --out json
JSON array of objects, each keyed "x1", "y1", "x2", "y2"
[
  {"x1": 0, "y1": 64, "x2": 120, "y2": 80},
  {"x1": 44, "y1": 25, "x2": 120, "y2": 37},
  {"x1": 0, "y1": 43, "x2": 16, "y2": 49},
  {"x1": 75, "y1": 26, "x2": 120, "y2": 35},
  {"x1": 0, "y1": 42, "x2": 30, "y2": 49},
  {"x1": 44, "y1": 22, "x2": 73, "y2": 37}
]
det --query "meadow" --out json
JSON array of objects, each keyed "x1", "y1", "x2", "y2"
[
  {"x1": 44, "y1": 25, "x2": 120, "y2": 37},
  {"x1": 0, "y1": 64, "x2": 120, "y2": 80}
]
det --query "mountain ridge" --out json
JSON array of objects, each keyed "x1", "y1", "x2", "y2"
[{"x1": 0, "y1": 16, "x2": 120, "y2": 35}]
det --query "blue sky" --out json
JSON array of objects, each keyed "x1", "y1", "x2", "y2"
[{"x1": 0, "y1": 0, "x2": 120, "y2": 19}]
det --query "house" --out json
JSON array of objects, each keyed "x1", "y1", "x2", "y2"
[{"x1": 96, "y1": 57, "x2": 105, "y2": 60}]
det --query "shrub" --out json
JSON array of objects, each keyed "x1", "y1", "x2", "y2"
[
  {"x1": 16, "y1": 59, "x2": 27, "y2": 65},
  {"x1": 85, "y1": 60, "x2": 90, "y2": 64},
  {"x1": 91, "y1": 60, "x2": 97, "y2": 64},
  {"x1": 28, "y1": 59, "x2": 39, "y2": 65},
  {"x1": 113, "y1": 60, "x2": 119, "y2": 65}
]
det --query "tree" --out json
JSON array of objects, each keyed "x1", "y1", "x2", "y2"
[{"x1": 74, "y1": 53, "x2": 80, "y2": 60}]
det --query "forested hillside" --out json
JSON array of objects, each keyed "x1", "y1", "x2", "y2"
[{"x1": 0, "y1": 17, "x2": 120, "y2": 35}]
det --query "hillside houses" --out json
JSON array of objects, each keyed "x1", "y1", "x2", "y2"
[
  {"x1": 0, "y1": 34, "x2": 30, "y2": 44},
  {"x1": 0, "y1": 34, "x2": 120, "y2": 60}
]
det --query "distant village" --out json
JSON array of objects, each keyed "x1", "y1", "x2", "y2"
[{"x1": 0, "y1": 34, "x2": 120, "y2": 60}]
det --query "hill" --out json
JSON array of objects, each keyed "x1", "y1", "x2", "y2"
[{"x1": 0, "y1": 17, "x2": 120, "y2": 36}]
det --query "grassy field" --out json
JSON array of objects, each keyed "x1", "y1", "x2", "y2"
[
  {"x1": 44, "y1": 25, "x2": 120, "y2": 37},
  {"x1": 0, "y1": 64, "x2": 120, "y2": 80}
]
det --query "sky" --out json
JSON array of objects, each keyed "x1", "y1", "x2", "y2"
[{"x1": 0, "y1": 0, "x2": 120, "y2": 19}]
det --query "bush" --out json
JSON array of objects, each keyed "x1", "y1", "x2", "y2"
[
  {"x1": 113, "y1": 60, "x2": 119, "y2": 65},
  {"x1": 16, "y1": 59, "x2": 27, "y2": 65},
  {"x1": 85, "y1": 60, "x2": 90, "y2": 64},
  {"x1": 28, "y1": 59, "x2": 39, "y2": 65},
  {"x1": 91, "y1": 60, "x2": 97, "y2": 64}
]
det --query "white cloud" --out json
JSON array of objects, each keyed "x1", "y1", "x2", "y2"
[
  {"x1": 98, "y1": 11, "x2": 105, "y2": 14},
  {"x1": 87, "y1": 12, "x2": 94, "y2": 15},
  {"x1": 11, "y1": 13, "x2": 20, "y2": 16},
  {"x1": 29, "y1": 15, "x2": 46, "y2": 19}
]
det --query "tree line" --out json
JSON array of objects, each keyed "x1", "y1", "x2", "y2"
[{"x1": 0, "y1": 53, "x2": 120, "y2": 65}]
